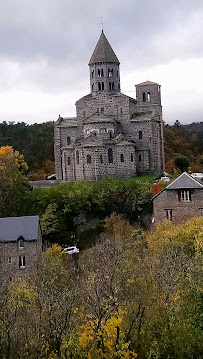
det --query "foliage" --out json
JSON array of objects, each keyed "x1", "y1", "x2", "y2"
[
  {"x1": 0, "y1": 145, "x2": 29, "y2": 216},
  {"x1": 0, "y1": 121, "x2": 54, "y2": 175},
  {"x1": 0, "y1": 216, "x2": 202, "y2": 358},
  {"x1": 174, "y1": 154, "x2": 190, "y2": 172}
]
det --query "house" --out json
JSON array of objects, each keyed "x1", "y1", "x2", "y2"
[
  {"x1": 54, "y1": 30, "x2": 165, "y2": 181},
  {"x1": 153, "y1": 172, "x2": 203, "y2": 224},
  {"x1": 0, "y1": 216, "x2": 42, "y2": 285}
]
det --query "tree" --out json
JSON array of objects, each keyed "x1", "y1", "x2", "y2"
[
  {"x1": 0, "y1": 146, "x2": 28, "y2": 216},
  {"x1": 174, "y1": 154, "x2": 189, "y2": 172}
]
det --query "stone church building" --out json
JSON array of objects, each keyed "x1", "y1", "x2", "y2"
[{"x1": 54, "y1": 31, "x2": 165, "y2": 181}]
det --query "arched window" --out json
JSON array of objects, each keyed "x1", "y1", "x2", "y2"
[
  {"x1": 109, "y1": 131, "x2": 113, "y2": 139},
  {"x1": 139, "y1": 155, "x2": 142, "y2": 162},
  {"x1": 67, "y1": 157, "x2": 71, "y2": 165},
  {"x1": 91, "y1": 70, "x2": 94, "y2": 78},
  {"x1": 87, "y1": 154, "x2": 91, "y2": 164},
  {"x1": 92, "y1": 84, "x2": 94, "y2": 91},
  {"x1": 101, "y1": 69, "x2": 104, "y2": 77},
  {"x1": 98, "y1": 69, "x2": 101, "y2": 77},
  {"x1": 98, "y1": 82, "x2": 101, "y2": 91},
  {"x1": 139, "y1": 130, "x2": 143, "y2": 140},
  {"x1": 120, "y1": 153, "x2": 124, "y2": 162},
  {"x1": 131, "y1": 153, "x2": 133, "y2": 162},
  {"x1": 102, "y1": 82, "x2": 104, "y2": 90},
  {"x1": 109, "y1": 82, "x2": 112, "y2": 90},
  {"x1": 108, "y1": 148, "x2": 113, "y2": 163},
  {"x1": 76, "y1": 150, "x2": 79, "y2": 164},
  {"x1": 100, "y1": 154, "x2": 103, "y2": 163},
  {"x1": 67, "y1": 136, "x2": 71, "y2": 145},
  {"x1": 112, "y1": 81, "x2": 114, "y2": 90},
  {"x1": 147, "y1": 92, "x2": 151, "y2": 102},
  {"x1": 143, "y1": 92, "x2": 146, "y2": 102}
]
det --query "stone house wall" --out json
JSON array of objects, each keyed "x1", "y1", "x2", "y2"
[
  {"x1": 153, "y1": 189, "x2": 203, "y2": 224},
  {"x1": 0, "y1": 226, "x2": 42, "y2": 284}
]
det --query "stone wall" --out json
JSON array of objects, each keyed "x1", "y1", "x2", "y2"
[{"x1": 153, "y1": 189, "x2": 203, "y2": 224}]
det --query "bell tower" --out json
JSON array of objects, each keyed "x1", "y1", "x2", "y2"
[{"x1": 89, "y1": 31, "x2": 120, "y2": 95}]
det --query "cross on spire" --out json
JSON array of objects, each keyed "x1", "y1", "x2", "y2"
[{"x1": 100, "y1": 17, "x2": 104, "y2": 31}]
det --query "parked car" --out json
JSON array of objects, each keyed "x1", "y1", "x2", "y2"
[
  {"x1": 160, "y1": 176, "x2": 170, "y2": 182},
  {"x1": 154, "y1": 172, "x2": 171, "y2": 181},
  {"x1": 47, "y1": 174, "x2": 56, "y2": 180},
  {"x1": 191, "y1": 172, "x2": 203, "y2": 179},
  {"x1": 62, "y1": 246, "x2": 79, "y2": 255}
]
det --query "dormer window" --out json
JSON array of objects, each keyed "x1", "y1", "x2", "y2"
[
  {"x1": 178, "y1": 190, "x2": 192, "y2": 202},
  {"x1": 19, "y1": 238, "x2": 24, "y2": 249}
]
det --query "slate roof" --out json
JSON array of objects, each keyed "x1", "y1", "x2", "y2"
[
  {"x1": 0, "y1": 216, "x2": 39, "y2": 242},
  {"x1": 166, "y1": 172, "x2": 203, "y2": 190},
  {"x1": 136, "y1": 80, "x2": 159, "y2": 86},
  {"x1": 89, "y1": 30, "x2": 120, "y2": 65}
]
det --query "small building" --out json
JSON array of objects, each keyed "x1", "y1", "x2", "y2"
[
  {"x1": 153, "y1": 172, "x2": 203, "y2": 224},
  {"x1": 0, "y1": 216, "x2": 42, "y2": 285}
]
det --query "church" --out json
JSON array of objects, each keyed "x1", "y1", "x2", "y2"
[{"x1": 54, "y1": 31, "x2": 165, "y2": 181}]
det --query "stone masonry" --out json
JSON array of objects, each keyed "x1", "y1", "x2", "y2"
[{"x1": 54, "y1": 31, "x2": 165, "y2": 181}]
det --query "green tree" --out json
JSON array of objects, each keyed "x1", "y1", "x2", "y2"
[
  {"x1": 174, "y1": 154, "x2": 190, "y2": 172},
  {"x1": 0, "y1": 146, "x2": 28, "y2": 216}
]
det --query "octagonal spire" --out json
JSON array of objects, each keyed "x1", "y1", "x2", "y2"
[{"x1": 89, "y1": 30, "x2": 120, "y2": 65}]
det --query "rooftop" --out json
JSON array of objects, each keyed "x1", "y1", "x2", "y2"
[
  {"x1": 167, "y1": 172, "x2": 203, "y2": 190},
  {"x1": 0, "y1": 216, "x2": 40, "y2": 242},
  {"x1": 89, "y1": 30, "x2": 120, "y2": 65}
]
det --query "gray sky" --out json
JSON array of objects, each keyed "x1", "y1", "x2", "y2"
[{"x1": 0, "y1": 0, "x2": 203, "y2": 125}]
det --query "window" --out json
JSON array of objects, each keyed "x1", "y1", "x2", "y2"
[
  {"x1": 143, "y1": 92, "x2": 146, "y2": 102},
  {"x1": 98, "y1": 82, "x2": 101, "y2": 91},
  {"x1": 166, "y1": 209, "x2": 172, "y2": 221},
  {"x1": 19, "y1": 256, "x2": 25, "y2": 269},
  {"x1": 101, "y1": 107, "x2": 104, "y2": 113},
  {"x1": 87, "y1": 154, "x2": 91, "y2": 164},
  {"x1": 100, "y1": 155, "x2": 103, "y2": 163},
  {"x1": 109, "y1": 131, "x2": 113, "y2": 139},
  {"x1": 131, "y1": 153, "x2": 133, "y2": 162},
  {"x1": 67, "y1": 157, "x2": 71, "y2": 165},
  {"x1": 102, "y1": 82, "x2": 104, "y2": 90},
  {"x1": 147, "y1": 92, "x2": 151, "y2": 102},
  {"x1": 83, "y1": 111, "x2": 85, "y2": 117},
  {"x1": 8, "y1": 257, "x2": 12, "y2": 264},
  {"x1": 201, "y1": 208, "x2": 203, "y2": 216},
  {"x1": 98, "y1": 69, "x2": 101, "y2": 77},
  {"x1": 108, "y1": 148, "x2": 113, "y2": 163},
  {"x1": 100, "y1": 128, "x2": 106, "y2": 134},
  {"x1": 92, "y1": 84, "x2": 94, "y2": 91},
  {"x1": 139, "y1": 155, "x2": 142, "y2": 162},
  {"x1": 179, "y1": 190, "x2": 191, "y2": 202},
  {"x1": 67, "y1": 136, "x2": 71, "y2": 145},
  {"x1": 139, "y1": 131, "x2": 143, "y2": 140},
  {"x1": 76, "y1": 150, "x2": 79, "y2": 164},
  {"x1": 19, "y1": 238, "x2": 24, "y2": 249},
  {"x1": 91, "y1": 70, "x2": 94, "y2": 78},
  {"x1": 101, "y1": 69, "x2": 104, "y2": 77},
  {"x1": 108, "y1": 68, "x2": 113, "y2": 77},
  {"x1": 120, "y1": 108, "x2": 123, "y2": 115},
  {"x1": 120, "y1": 153, "x2": 124, "y2": 162}
]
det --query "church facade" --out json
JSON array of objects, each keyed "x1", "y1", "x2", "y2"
[{"x1": 54, "y1": 31, "x2": 165, "y2": 181}]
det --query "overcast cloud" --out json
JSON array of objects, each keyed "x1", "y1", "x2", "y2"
[{"x1": 0, "y1": 0, "x2": 203, "y2": 124}]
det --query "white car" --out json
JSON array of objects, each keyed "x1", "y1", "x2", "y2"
[
  {"x1": 47, "y1": 174, "x2": 56, "y2": 180},
  {"x1": 62, "y1": 246, "x2": 79, "y2": 255},
  {"x1": 160, "y1": 176, "x2": 170, "y2": 182},
  {"x1": 191, "y1": 173, "x2": 203, "y2": 179}
]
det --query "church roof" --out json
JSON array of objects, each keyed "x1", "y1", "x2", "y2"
[
  {"x1": 89, "y1": 30, "x2": 120, "y2": 65},
  {"x1": 136, "y1": 80, "x2": 159, "y2": 86}
]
